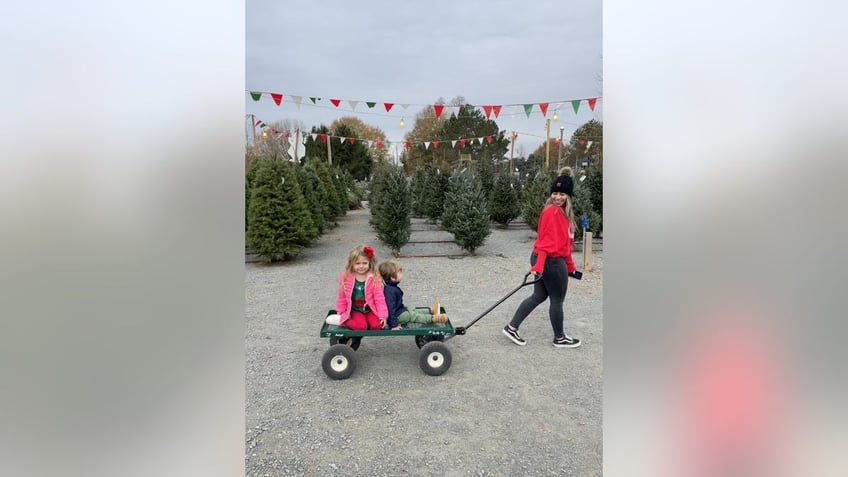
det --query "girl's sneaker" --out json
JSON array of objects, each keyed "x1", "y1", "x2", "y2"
[
  {"x1": 553, "y1": 335, "x2": 581, "y2": 348},
  {"x1": 502, "y1": 325, "x2": 526, "y2": 346}
]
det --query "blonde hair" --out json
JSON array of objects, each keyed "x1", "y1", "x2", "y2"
[
  {"x1": 378, "y1": 260, "x2": 402, "y2": 281},
  {"x1": 342, "y1": 245, "x2": 383, "y2": 288}
]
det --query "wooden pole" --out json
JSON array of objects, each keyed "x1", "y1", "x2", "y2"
[
  {"x1": 544, "y1": 119, "x2": 551, "y2": 172},
  {"x1": 509, "y1": 131, "x2": 516, "y2": 176},
  {"x1": 583, "y1": 231, "x2": 593, "y2": 272},
  {"x1": 293, "y1": 128, "x2": 299, "y2": 161}
]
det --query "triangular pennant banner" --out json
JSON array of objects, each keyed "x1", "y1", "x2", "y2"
[
  {"x1": 482, "y1": 105, "x2": 492, "y2": 119},
  {"x1": 271, "y1": 93, "x2": 282, "y2": 106},
  {"x1": 523, "y1": 104, "x2": 533, "y2": 117},
  {"x1": 586, "y1": 140, "x2": 593, "y2": 150},
  {"x1": 433, "y1": 104, "x2": 444, "y2": 118},
  {"x1": 292, "y1": 96, "x2": 302, "y2": 109},
  {"x1": 320, "y1": 134, "x2": 327, "y2": 143},
  {"x1": 330, "y1": 99, "x2": 341, "y2": 107},
  {"x1": 451, "y1": 140, "x2": 457, "y2": 148},
  {"x1": 539, "y1": 103, "x2": 549, "y2": 117},
  {"x1": 367, "y1": 140, "x2": 373, "y2": 148},
  {"x1": 492, "y1": 105, "x2": 502, "y2": 118},
  {"x1": 254, "y1": 119, "x2": 262, "y2": 126},
  {"x1": 348, "y1": 100, "x2": 359, "y2": 110},
  {"x1": 339, "y1": 136, "x2": 345, "y2": 144},
  {"x1": 376, "y1": 140, "x2": 383, "y2": 148},
  {"x1": 571, "y1": 100, "x2": 581, "y2": 114},
  {"x1": 460, "y1": 139, "x2": 466, "y2": 147},
  {"x1": 587, "y1": 98, "x2": 597, "y2": 111},
  {"x1": 311, "y1": 133, "x2": 317, "y2": 141},
  {"x1": 384, "y1": 103, "x2": 394, "y2": 112},
  {"x1": 250, "y1": 92, "x2": 262, "y2": 101},
  {"x1": 404, "y1": 141, "x2": 411, "y2": 148},
  {"x1": 310, "y1": 97, "x2": 320, "y2": 104},
  {"x1": 401, "y1": 104, "x2": 410, "y2": 110},
  {"x1": 366, "y1": 102, "x2": 376, "y2": 109},
  {"x1": 424, "y1": 142, "x2": 430, "y2": 150},
  {"x1": 486, "y1": 136, "x2": 493, "y2": 144},
  {"x1": 348, "y1": 138, "x2": 355, "y2": 145},
  {"x1": 433, "y1": 141, "x2": 439, "y2": 148}
]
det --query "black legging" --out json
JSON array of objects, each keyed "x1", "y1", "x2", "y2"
[{"x1": 509, "y1": 253, "x2": 568, "y2": 338}]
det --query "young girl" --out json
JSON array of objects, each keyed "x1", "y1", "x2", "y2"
[
  {"x1": 503, "y1": 167, "x2": 583, "y2": 348},
  {"x1": 325, "y1": 245, "x2": 389, "y2": 331}
]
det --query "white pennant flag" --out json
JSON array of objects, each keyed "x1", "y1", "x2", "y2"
[
  {"x1": 400, "y1": 103, "x2": 410, "y2": 110},
  {"x1": 424, "y1": 142, "x2": 431, "y2": 150},
  {"x1": 348, "y1": 100, "x2": 358, "y2": 111},
  {"x1": 339, "y1": 136, "x2": 345, "y2": 144},
  {"x1": 586, "y1": 140, "x2": 593, "y2": 151},
  {"x1": 478, "y1": 137, "x2": 484, "y2": 144},
  {"x1": 451, "y1": 140, "x2": 457, "y2": 148},
  {"x1": 310, "y1": 133, "x2": 317, "y2": 141},
  {"x1": 292, "y1": 96, "x2": 303, "y2": 109},
  {"x1": 367, "y1": 140, "x2": 373, "y2": 148}
]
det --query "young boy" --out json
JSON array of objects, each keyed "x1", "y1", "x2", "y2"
[{"x1": 378, "y1": 260, "x2": 448, "y2": 330}]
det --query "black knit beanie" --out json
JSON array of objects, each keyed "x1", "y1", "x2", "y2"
[{"x1": 551, "y1": 175, "x2": 574, "y2": 197}]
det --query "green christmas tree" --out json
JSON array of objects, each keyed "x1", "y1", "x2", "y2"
[
  {"x1": 489, "y1": 173, "x2": 521, "y2": 226},
  {"x1": 410, "y1": 168, "x2": 428, "y2": 217},
  {"x1": 521, "y1": 170, "x2": 553, "y2": 231},
  {"x1": 295, "y1": 164, "x2": 328, "y2": 235},
  {"x1": 370, "y1": 165, "x2": 411, "y2": 256},
  {"x1": 443, "y1": 171, "x2": 491, "y2": 255},
  {"x1": 246, "y1": 158, "x2": 317, "y2": 262}
]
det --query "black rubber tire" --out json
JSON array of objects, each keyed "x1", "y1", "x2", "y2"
[
  {"x1": 419, "y1": 341, "x2": 452, "y2": 376},
  {"x1": 414, "y1": 335, "x2": 444, "y2": 349},
  {"x1": 322, "y1": 344, "x2": 357, "y2": 380}
]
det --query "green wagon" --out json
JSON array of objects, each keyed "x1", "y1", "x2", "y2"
[{"x1": 319, "y1": 273, "x2": 540, "y2": 380}]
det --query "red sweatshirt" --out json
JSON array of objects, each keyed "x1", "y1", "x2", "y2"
[{"x1": 530, "y1": 204, "x2": 577, "y2": 275}]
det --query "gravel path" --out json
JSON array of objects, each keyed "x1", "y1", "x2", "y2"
[{"x1": 245, "y1": 209, "x2": 603, "y2": 476}]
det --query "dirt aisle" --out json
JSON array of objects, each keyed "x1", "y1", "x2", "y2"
[{"x1": 245, "y1": 209, "x2": 603, "y2": 476}]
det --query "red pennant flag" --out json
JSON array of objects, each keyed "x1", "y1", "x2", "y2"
[
  {"x1": 348, "y1": 137, "x2": 355, "y2": 144},
  {"x1": 433, "y1": 104, "x2": 444, "y2": 118},
  {"x1": 254, "y1": 120, "x2": 262, "y2": 126},
  {"x1": 588, "y1": 98, "x2": 597, "y2": 111},
  {"x1": 376, "y1": 140, "x2": 383, "y2": 148},
  {"x1": 492, "y1": 105, "x2": 502, "y2": 118},
  {"x1": 539, "y1": 103, "x2": 549, "y2": 117},
  {"x1": 321, "y1": 134, "x2": 328, "y2": 143},
  {"x1": 459, "y1": 139, "x2": 466, "y2": 148},
  {"x1": 271, "y1": 93, "x2": 283, "y2": 106},
  {"x1": 384, "y1": 103, "x2": 394, "y2": 112},
  {"x1": 433, "y1": 141, "x2": 439, "y2": 148},
  {"x1": 486, "y1": 135, "x2": 493, "y2": 144},
  {"x1": 578, "y1": 139, "x2": 585, "y2": 146},
  {"x1": 271, "y1": 128, "x2": 277, "y2": 134},
  {"x1": 330, "y1": 99, "x2": 341, "y2": 107},
  {"x1": 482, "y1": 105, "x2": 492, "y2": 119},
  {"x1": 404, "y1": 141, "x2": 411, "y2": 148}
]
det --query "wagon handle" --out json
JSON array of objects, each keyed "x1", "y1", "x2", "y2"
[{"x1": 452, "y1": 273, "x2": 541, "y2": 336}]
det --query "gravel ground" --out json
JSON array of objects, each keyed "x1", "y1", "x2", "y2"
[{"x1": 245, "y1": 209, "x2": 603, "y2": 476}]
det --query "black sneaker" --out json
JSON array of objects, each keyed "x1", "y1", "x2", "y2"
[
  {"x1": 553, "y1": 335, "x2": 581, "y2": 348},
  {"x1": 502, "y1": 325, "x2": 526, "y2": 346}
]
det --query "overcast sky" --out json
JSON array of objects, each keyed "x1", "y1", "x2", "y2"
[{"x1": 246, "y1": 0, "x2": 602, "y2": 159}]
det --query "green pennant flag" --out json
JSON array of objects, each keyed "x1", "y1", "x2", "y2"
[
  {"x1": 250, "y1": 92, "x2": 261, "y2": 101},
  {"x1": 571, "y1": 100, "x2": 581, "y2": 114},
  {"x1": 523, "y1": 104, "x2": 533, "y2": 118},
  {"x1": 366, "y1": 102, "x2": 376, "y2": 109},
  {"x1": 310, "y1": 97, "x2": 320, "y2": 104}
]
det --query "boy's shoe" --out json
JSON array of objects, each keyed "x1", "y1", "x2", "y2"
[
  {"x1": 553, "y1": 335, "x2": 581, "y2": 348},
  {"x1": 430, "y1": 299, "x2": 441, "y2": 315},
  {"x1": 432, "y1": 313, "x2": 449, "y2": 324},
  {"x1": 502, "y1": 325, "x2": 526, "y2": 346}
]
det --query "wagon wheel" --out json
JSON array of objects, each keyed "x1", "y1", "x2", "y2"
[
  {"x1": 322, "y1": 344, "x2": 357, "y2": 380},
  {"x1": 329, "y1": 337, "x2": 362, "y2": 351},
  {"x1": 419, "y1": 341, "x2": 452, "y2": 376},
  {"x1": 414, "y1": 334, "x2": 444, "y2": 349}
]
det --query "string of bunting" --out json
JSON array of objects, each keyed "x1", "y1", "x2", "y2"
[
  {"x1": 247, "y1": 90, "x2": 600, "y2": 118},
  {"x1": 251, "y1": 116, "x2": 597, "y2": 152}
]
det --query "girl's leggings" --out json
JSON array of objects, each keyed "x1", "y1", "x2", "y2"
[
  {"x1": 509, "y1": 253, "x2": 568, "y2": 338},
  {"x1": 343, "y1": 310, "x2": 383, "y2": 330}
]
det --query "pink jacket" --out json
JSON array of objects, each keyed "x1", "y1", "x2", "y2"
[{"x1": 335, "y1": 273, "x2": 389, "y2": 323}]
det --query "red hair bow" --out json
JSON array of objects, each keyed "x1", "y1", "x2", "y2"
[{"x1": 363, "y1": 246, "x2": 374, "y2": 259}]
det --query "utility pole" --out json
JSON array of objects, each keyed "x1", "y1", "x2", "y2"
[
  {"x1": 544, "y1": 118, "x2": 551, "y2": 172},
  {"x1": 249, "y1": 114, "x2": 257, "y2": 150},
  {"x1": 293, "y1": 128, "x2": 299, "y2": 161},
  {"x1": 509, "y1": 131, "x2": 516, "y2": 176},
  {"x1": 559, "y1": 126, "x2": 565, "y2": 169},
  {"x1": 326, "y1": 131, "x2": 332, "y2": 165}
]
